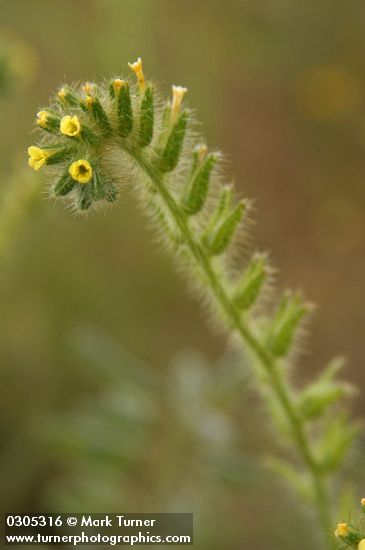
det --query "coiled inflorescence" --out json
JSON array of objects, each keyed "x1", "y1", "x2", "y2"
[
  {"x1": 29, "y1": 59, "x2": 153, "y2": 211},
  {"x1": 27, "y1": 58, "x2": 357, "y2": 408},
  {"x1": 29, "y1": 58, "x2": 358, "y2": 546},
  {"x1": 28, "y1": 57, "x2": 322, "y2": 362},
  {"x1": 29, "y1": 58, "x2": 205, "y2": 215}
]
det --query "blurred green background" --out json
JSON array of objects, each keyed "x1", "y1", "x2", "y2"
[{"x1": 0, "y1": 1, "x2": 365, "y2": 548}]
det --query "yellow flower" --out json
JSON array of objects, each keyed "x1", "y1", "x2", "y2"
[
  {"x1": 36, "y1": 110, "x2": 49, "y2": 128},
  {"x1": 27, "y1": 146, "x2": 51, "y2": 171},
  {"x1": 335, "y1": 523, "x2": 349, "y2": 538},
  {"x1": 113, "y1": 78, "x2": 124, "y2": 94},
  {"x1": 58, "y1": 88, "x2": 66, "y2": 101},
  {"x1": 60, "y1": 115, "x2": 81, "y2": 137},
  {"x1": 68, "y1": 159, "x2": 93, "y2": 184},
  {"x1": 85, "y1": 95, "x2": 94, "y2": 109},
  {"x1": 128, "y1": 57, "x2": 145, "y2": 91},
  {"x1": 361, "y1": 498, "x2": 365, "y2": 507},
  {"x1": 83, "y1": 82, "x2": 94, "y2": 95},
  {"x1": 359, "y1": 539, "x2": 365, "y2": 550},
  {"x1": 114, "y1": 78, "x2": 123, "y2": 89},
  {"x1": 195, "y1": 144, "x2": 208, "y2": 163},
  {"x1": 171, "y1": 85, "x2": 188, "y2": 120}
]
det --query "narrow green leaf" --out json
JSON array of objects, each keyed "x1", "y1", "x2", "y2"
[
  {"x1": 139, "y1": 84, "x2": 154, "y2": 147},
  {"x1": 46, "y1": 148, "x2": 74, "y2": 166},
  {"x1": 80, "y1": 126, "x2": 99, "y2": 146},
  {"x1": 159, "y1": 110, "x2": 188, "y2": 173},
  {"x1": 105, "y1": 183, "x2": 118, "y2": 203},
  {"x1": 298, "y1": 381, "x2": 348, "y2": 420},
  {"x1": 54, "y1": 172, "x2": 75, "y2": 197},
  {"x1": 183, "y1": 153, "x2": 217, "y2": 215},
  {"x1": 89, "y1": 97, "x2": 112, "y2": 136},
  {"x1": 90, "y1": 171, "x2": 118, "y2": 203},
  {"x1": 78, "y1": 185, "x2": 93, "y2": 210},
  {"x1": 117, "y1": 81, "x2": 133, "y2": 137},
  {"x1": 266, "y1": 292, "x2": 310, "y2": 357},
  {"x1": 201, "y1": 185, "x2": 233, "y2": 244},
  {"x1": 90, "y1": 172, "x2": 106, "y2": 200},
  {"x1": 319, "y1": 357, "x2": 346, "y2": 383},
  {"x1": 317, "y1": 415, "x2": 361, "y2": 472},
  {"x1": 234, "y1": 253, "x2": 267, "y2": 310},
  {"x1": 206, "y1": 200, "x2": 245, "y2": 255}
]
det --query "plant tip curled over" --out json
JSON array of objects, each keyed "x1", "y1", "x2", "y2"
[{"x1": 28, "y1": 58, "x2": 358, "y2": 549}]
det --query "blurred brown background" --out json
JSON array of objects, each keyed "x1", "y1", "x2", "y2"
[{"x1": 0, "y1": 1, "x2": 364, "y2": 548}]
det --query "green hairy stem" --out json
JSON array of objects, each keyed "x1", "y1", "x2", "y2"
[
  {"x1": 134, "y1": 150, "x2": 334, "y2": 543},
  {"x1": 28, "y1": 58, "x2": 359, "y2": 549}
]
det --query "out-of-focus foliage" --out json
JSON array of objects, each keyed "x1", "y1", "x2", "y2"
[
  {"x1": 0, "y1": 32, "x2": 39, "y2": 262},
  {"x1": 35, "y1": 327, "x2": 314, "y2": 549},
  {"x1": 0, "y1": 167, "x2": 39, "y2": 262},
  {"x1": 0, "y1": 32, "x2": 37, "y2": 96},
  {"x1": 39, "y1": 329, "x2": 254, "y2": 509}
]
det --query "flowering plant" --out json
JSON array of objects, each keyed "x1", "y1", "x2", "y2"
[{"x1": 28, "y1": 58, "x2": 359, "y2": 550}]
